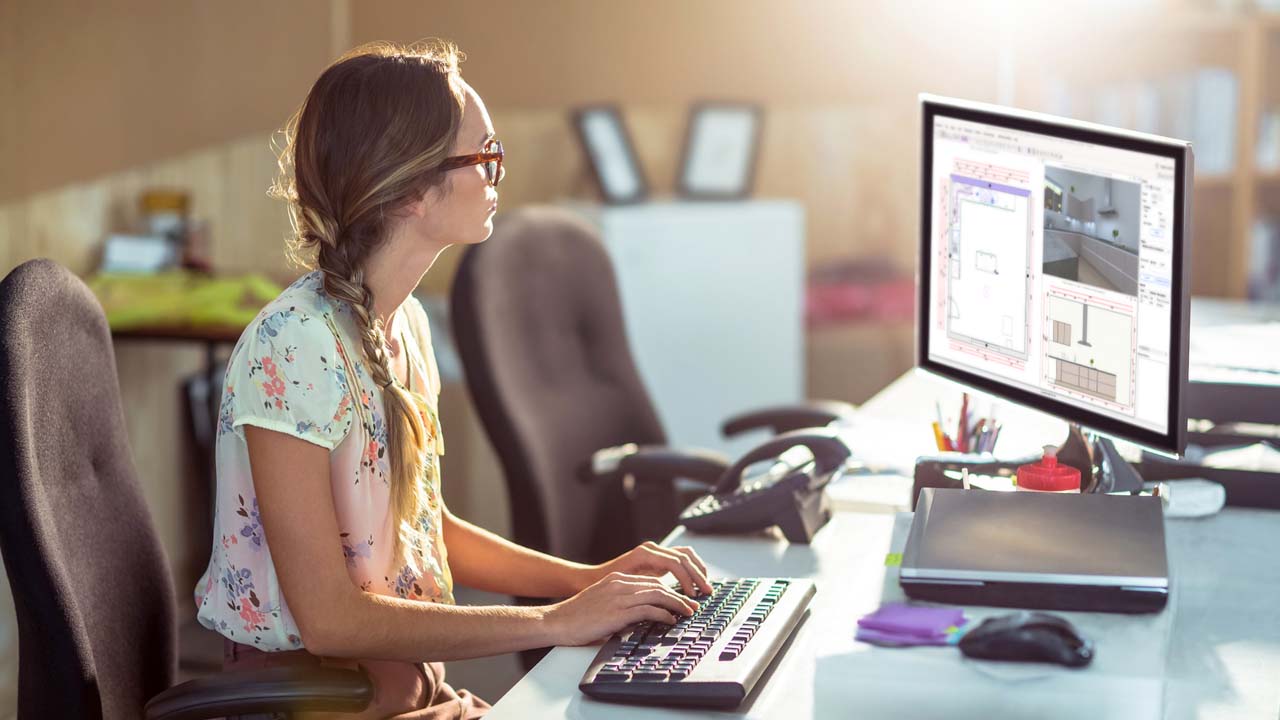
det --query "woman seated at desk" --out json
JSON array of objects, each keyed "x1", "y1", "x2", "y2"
[{"x1": 193, "y1": 40, "x2": 712, "y2": 719}]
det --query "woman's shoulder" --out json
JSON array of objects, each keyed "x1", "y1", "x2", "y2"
[
  {"x1": 402, "y1": 293, "x2": 434, "y2": 341},
  {"x1": 236, "y1": 271, "x2": 338, "y2": 352}
]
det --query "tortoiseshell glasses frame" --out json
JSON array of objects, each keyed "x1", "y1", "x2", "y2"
[{"x1": 439, "y1": 138, "x2": 504, "y2": 186}]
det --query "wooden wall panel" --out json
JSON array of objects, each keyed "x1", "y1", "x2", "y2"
[
  {"x1": 0, "y1": 0, "x2": 18, "y2": 202},
  {"x1": 351, "y1": 0, "x2": 1001, "y2": 109},
  {"x1": 2, "y1": 0, "x2": 334, "y2": 203},
  {"x1": 220, "y1": 135, "x2": 298, "y2": 274},
  {"x1": 0, "y1": 206, "x2": 25, "y2": 277}
]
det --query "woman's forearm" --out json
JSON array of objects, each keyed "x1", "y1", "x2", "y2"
[
  {"x1": 442, "y1": 508, "x2": 599, "y2": 598},
  {"x1": 309, "y1": 589, "x2": 560, "y2": 662}
]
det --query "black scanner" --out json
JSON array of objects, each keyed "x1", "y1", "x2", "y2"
[{"x1": 958, "y1": 611, "x2": 1094, "y2": 668}]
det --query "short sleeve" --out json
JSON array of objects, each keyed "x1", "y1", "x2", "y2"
[{"x1": 227, "y1": 307, "x2": 357, "y2": 450}]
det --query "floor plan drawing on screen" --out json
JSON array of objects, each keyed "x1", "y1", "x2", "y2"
[
  {"x1": 944, "y1": 173, "x2": 1032, "y2": 359},
  {"x1": 1044, "y1": 295, "x2": 1135, "y2": 408}
]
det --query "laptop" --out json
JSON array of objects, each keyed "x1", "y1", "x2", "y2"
[{"x1": 900, "y1": 488, "x2": 1169, "y2": 613}]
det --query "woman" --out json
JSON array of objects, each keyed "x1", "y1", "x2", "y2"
[{"x1": 194, "y1": 40, "x2": 711, "y2": 719}]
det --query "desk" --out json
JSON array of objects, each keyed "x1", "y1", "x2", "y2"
[{"x1": 484, "y1": 372, "x2": 1280, "y2": 719}]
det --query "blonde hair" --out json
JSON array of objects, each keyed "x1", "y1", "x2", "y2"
[{"x1": 269, "y1": 39, "x2": 465, "y2": 573}]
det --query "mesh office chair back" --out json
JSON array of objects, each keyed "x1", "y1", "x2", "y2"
[
  {"x1": 0, "y1": 259, "x2": 177, "y2": 718},
  {"x1": 451, "y1": 207, "x2": 668, "y2": 565}
]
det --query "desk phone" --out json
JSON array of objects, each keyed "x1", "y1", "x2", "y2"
[{"x1": 679, "y1": 428, "x2": 852, "y2": 543}]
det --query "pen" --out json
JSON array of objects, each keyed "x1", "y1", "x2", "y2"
[
  {"x1": 985, "y1": 421, "x2": 1002, "y2": 453},
  {"x1": 971, "y1": 419, "x2": 987, "y2": 453},
  {"x1": 983, "y1": 406, "x2": 999, "y2": 453},
  {"x1": 976, "y1": 421, "x2": 991, "y2": 454},
  {"x1": 931, "y1": 421, "x2": 947, "y2": 451},
  {"x1": 957, "y1": 393, "x2": 969, "y2": 453}
]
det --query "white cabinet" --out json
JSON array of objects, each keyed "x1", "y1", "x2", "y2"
[{"x1": 568, "y1": 200, "x2": 805, "y2": 459}]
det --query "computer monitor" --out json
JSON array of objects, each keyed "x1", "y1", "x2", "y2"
[{"x1": 917, "y1": 95, "x2": 1192, "y2": 457}]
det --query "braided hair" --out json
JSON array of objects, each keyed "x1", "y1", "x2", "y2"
[{"x1": 269, "y1": 40, "x2": 464, "y2": 573}]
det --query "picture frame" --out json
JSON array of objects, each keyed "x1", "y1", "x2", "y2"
[
  {"x1": 572, "y1": 105, "x2": 648, "y2": 204},
  {"x1": 677, "y1": 102, "x2": 764, "y2": 200}
]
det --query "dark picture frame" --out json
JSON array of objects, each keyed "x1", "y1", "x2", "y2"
[
  {"x1": 677, "y1": 102, "x2": 764, "y2": 200},
  {"x1": 571, "y1": 105, "x2": 648, "y2": 204}
]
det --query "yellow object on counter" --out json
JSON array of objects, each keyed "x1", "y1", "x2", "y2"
[{"x1": 87, "y1": 271, "x2": 283, "y2": 331}]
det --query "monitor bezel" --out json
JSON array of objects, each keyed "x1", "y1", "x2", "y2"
[{"x1": 917, "y1": 95, "x2": 1191, "y2": 457}]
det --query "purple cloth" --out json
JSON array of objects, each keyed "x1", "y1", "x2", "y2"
[
  {"x1": 855, "y1": 603, "x2": 967, "y2": 647},
  {"x1": 854, "y1": 626, "x2": 954, "y2": 647},
  {"x1": 858, "y1": 603, "x2": 965, "y2": 638}
]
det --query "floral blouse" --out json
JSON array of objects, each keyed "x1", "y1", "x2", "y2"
[{"x1": 194, "y1": 270, "x2": 453, "y2": 651}]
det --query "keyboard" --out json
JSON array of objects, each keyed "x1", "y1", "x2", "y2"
[{"x1": 578, "y1": 578, "x2": 815, "y2": 708}]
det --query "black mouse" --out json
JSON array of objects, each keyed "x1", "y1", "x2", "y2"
[{"x1": 958, "y1": 611, "x2": 1094, "y2": 668}]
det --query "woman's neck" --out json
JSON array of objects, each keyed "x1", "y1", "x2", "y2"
[{"x1": 362, "y1": 231, "x2": 449, "y2": 336}]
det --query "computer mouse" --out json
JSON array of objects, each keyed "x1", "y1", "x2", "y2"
[{"x1": 958, "y1": 611, "x2": 1094, "y2": 668}]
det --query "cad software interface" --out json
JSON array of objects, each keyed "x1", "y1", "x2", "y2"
[{"x1": 927, "y1": 115, "x2": 1176, "y2": 435}]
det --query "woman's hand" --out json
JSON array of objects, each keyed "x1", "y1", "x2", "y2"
[
  {"x1": 589, "y1": 541, "x2": 714, "y2": 597},
  {"x1": 544, "y1": 572, "x2": 700, "y2": 647}
]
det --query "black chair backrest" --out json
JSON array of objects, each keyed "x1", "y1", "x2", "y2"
[
  {"x1": 451, "y1": 207, "x2": 667, "y2": 564},
  {"x1": 0, "y1": 259, "x2": 176, "y2": 718}
]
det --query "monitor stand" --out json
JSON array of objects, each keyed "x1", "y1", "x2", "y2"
[{"x1": 1056, "y1": 424, "x2": 1145, "y2": 494}]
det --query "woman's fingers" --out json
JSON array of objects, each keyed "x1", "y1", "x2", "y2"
[
  {"x1": 638, "y1": 542, "x2": 696, "y2": 596},
  {"x1": 640, "y1": 542, "x2": 710, "y2": 596},
  {"x1": 626, "y1": 586, "x2": 698, "y2": 616},
  {"x1": 606, "y1": 573, "x2": 692, "y2": 608},
  {"x1": 670, "y1": 545, "x2": 711, "y2": 586},
  {"x1": 629, "y1": 605, "x2": 679, "y2": 627},
  {"x1": 667, "y1": 546, "x2": 712, "y2": 594}
]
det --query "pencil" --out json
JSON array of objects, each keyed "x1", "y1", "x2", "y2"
[{"x1": 931, "y1": 421, "x2": 947, "y2": 451}]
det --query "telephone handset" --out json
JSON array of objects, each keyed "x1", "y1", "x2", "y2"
[{"x1": 679, "y1": 427, "x2": 853, "y2": 544}]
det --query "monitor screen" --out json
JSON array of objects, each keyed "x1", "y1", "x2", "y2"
[{"x1": 918, "y1": 96, "x2": 1190, "y2": 456}]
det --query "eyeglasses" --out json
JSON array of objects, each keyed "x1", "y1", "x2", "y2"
[{"x1": 439, "y1": 138, "x2": 505, "y2": 187}]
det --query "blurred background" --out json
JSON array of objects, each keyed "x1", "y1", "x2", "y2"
[{"x1": 2, "y1": 0, "x2": 1279, "y2": 710}]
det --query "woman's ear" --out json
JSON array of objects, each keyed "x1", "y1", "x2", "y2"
[
  {"x1": 402, "y1": 189, "x2": 431, "y2": 220},
  {"x1": 407, "y1": 182, "x2": 447, "y2": 220},
  {"x1": 385, "y1": 185, "x2": 441, "y2": 241}
]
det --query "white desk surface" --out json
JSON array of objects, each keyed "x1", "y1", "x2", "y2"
[{"x1": 484, "y1": 372, "x2": 1280, "y2": 719}]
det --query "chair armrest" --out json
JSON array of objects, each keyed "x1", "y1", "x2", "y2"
[
  {"x1": 145, "y1": 666, "x2": 373, "y2": 720},
  {"x1": 721, "y1": 401, "x2": 857, "y2": 438},
  {"x1": 586, "y1": 444, "x2": 727, "y2": 487}
]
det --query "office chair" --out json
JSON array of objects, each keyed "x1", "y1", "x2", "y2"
[
  {"x1": 0, "y1": 259, "x2": 372, "y2": 719},
  {"x1": 450, "y1": 206, "x2": 853, "y2": 567}
]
